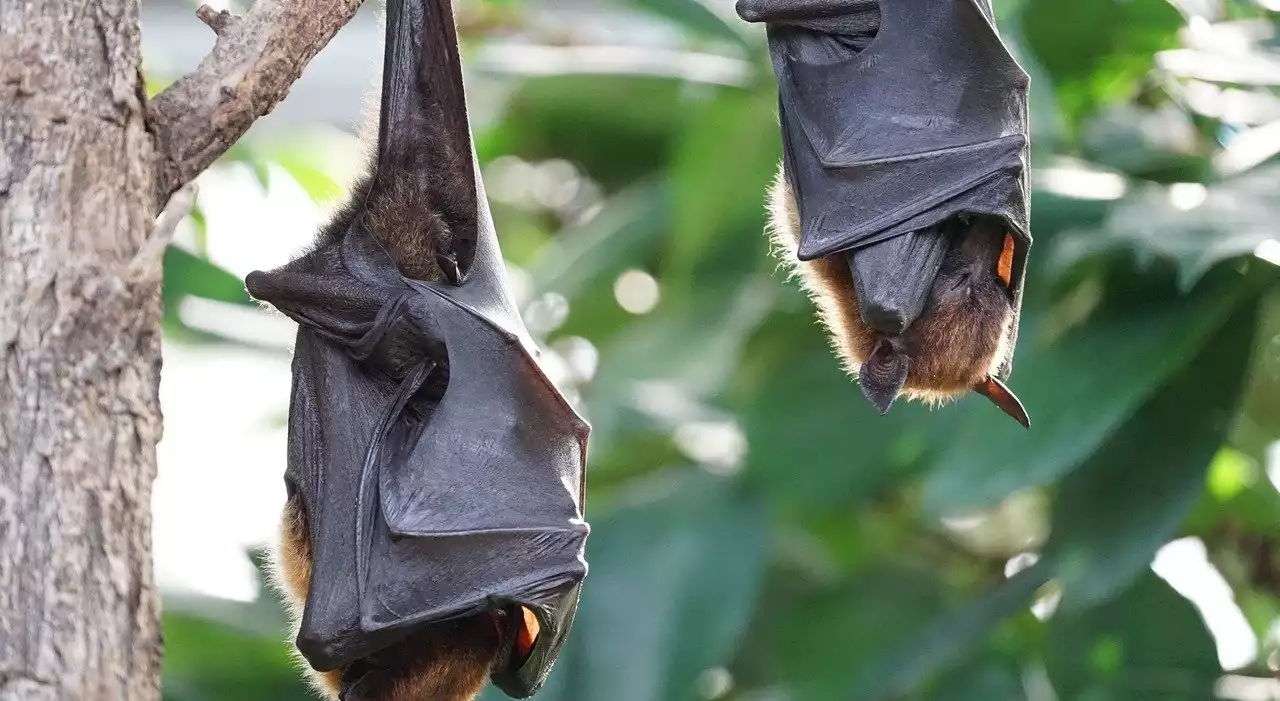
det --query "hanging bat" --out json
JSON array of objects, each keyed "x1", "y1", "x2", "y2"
[
  {"x1": 243, "y1": 0, "x2": 590, "y2": 698},
  {"x1": 738, "y1": 0, "x2": 1033, "y2": 427}
]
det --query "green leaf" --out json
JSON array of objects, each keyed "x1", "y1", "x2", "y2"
[
  {"x1": 928, "y1": 656, "x2": 1028, "y2": 701},
  {"x1": 740, "y1": 316, "x2": 949, "y2": 515},
  {"x1": 1045, "y1": 573, "x2": 1220, "y2": 701},
  {"x1": 1020, "y1": 0, "x2": 1183, "y2": 130},
  {"x1": 272, "y1": 151, "x2": 344, "y2": 204},
  {"x1": 584, "y1": 276, "x2": 775, "y2": 447},
  {"x1": 846, "y1": 564, "x2": 1050, "y2": 701},
  {"x1": 528, "y1": 180, "x2": 667, "y2": 299},
  {"x1": 1043, "y1": 296, "x2": 1260, "y2": 609},
  {"x1": 626, "y1": 0, "x2": 747, "y2": 48},
  {"x1": 163, "y1": 245, "x2": 253, "y2": 310},
  {"x1": 921, "y1": 264, "x2": 1269, "y2": 519},
  {"x1": 774, "y1": 565, "x2": 949, "y2": 701},
  {"x1": 1051, "y1": 166, "x2": 1280, "y2": 291},
  {"x1": 162, "y1": 610, "x2": 311, "y2": 701},
  {"x1": 528, "y1": 470, "x2": 770, "y2": 701},
  {"x1": 666, "y1": 88, "x2": 780, "y2": 296},
  {"x1": 498, "y1": 75, "x2": 691, "y2": 190}
]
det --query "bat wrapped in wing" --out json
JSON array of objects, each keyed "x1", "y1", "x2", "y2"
[
  {"x1": 738, "y1": 0, "x2": 1033, "y2": 426},
  {"x1": 244, "y1": 0, "x2": 589, "y2": 698}
]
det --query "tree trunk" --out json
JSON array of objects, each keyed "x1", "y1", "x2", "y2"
[{"x1": 0, "y1": 0, "x2": 163, "y2": 698}]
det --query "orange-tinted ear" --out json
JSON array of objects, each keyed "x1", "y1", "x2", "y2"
[
  {"x1": 514, "y1": 606, "x2": 541, "y2": 665},
  {"x1": 974, "y1": 376, "x2": 1030, "y2": 428},
  {"x1": 996, "y1": 232, "x2": 1015, "y2": 289}
]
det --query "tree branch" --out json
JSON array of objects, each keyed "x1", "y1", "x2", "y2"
[{"x1": 147, "y1": 0, "x2": 364, "y2": 207}]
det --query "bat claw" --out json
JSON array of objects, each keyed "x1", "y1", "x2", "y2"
[
  {"x1": 973, "y1": 376, "x2": 1030, "y2": 428},
  {"x1": 435, "y1": 252, "x2": 462, "y2": 285}
]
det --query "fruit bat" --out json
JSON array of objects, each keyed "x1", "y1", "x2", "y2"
[
  {"x1": 737, "y1": 0, "x2": 1032, "y2": 427},
  {"x1": 243, "y1": 0, "x2": 590, "y2": 698}
]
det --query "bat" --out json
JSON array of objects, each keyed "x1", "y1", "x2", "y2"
[
  {"x1": 243, "y1": 0, "x2": 591, "y2": 698},
  {"x1": 738, "y1": 0, "x2": 1033, "y2": 427}
]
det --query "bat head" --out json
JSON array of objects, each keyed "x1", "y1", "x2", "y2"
[{"x1": 767, "y1": 170, "x2": 1029, "y2": 427}]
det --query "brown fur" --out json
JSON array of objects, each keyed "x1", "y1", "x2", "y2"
[
  {"x1": 271, "y1": 495, "x2": 501, "y2": 701},
  {"x1": 766, "y1": 165, "x2": 1013, "y2": 405}
]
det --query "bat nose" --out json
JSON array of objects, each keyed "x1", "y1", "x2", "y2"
[{"x1": 860, "y1": 304, "x2": 909, "y2": 335}]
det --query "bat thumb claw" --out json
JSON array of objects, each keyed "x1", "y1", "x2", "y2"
[
  {"x1": 434, "y1": 251, "x2": 462, "y2": 285},
  {"x1": 973, "y1": 376, "x2": 1030, "y2": 428}
]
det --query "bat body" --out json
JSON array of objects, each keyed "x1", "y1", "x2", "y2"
[
  {"x1": 245, "y1": 0, "x2": 590, "y2": 698},
  {"x1": 740, "y1": 0, "x2": 1032, "y2": 426}
]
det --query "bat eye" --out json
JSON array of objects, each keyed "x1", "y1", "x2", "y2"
[{"x1": 996, "y1": 232, "x2": 1015, "y2": 290}]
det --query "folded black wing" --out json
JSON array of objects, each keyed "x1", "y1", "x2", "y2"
[
  {"x1": 740, "y1": 0, "x2": 1032, "y2": 378},
  {"x1": 244, "y1": 0, "x2": 589, "y2": 696}
]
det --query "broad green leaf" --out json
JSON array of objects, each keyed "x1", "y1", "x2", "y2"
[
  {"x1": 666, "y1": 88, "x2": 780, "y2": 297},
  {"x1": 921, "y1": 263, "x2": 1269, "y2": 518},
  {"x1": 846, "y1": 564, "x2": 1050, "y2": 701},
  {"x1": 1078, "y1": 103, "x2": 1208, "y2": 182},
  {"x1": 162, "y1": 610, "x2": 311, "y2": 701},
  {"x1": 523, "y1": 470, "x2": 770, "y2": 701},
  {"x1": 1045, "y1": 573, "x2": 1219, "y2": 701},
  {"x1": 739, "y1": 316, "x2": 949, "y2": 515},
  {"x1": 162, "y1": 245, "x2": 253, "y2": 310},
  {"x1": 272, "y1": 151, "x2": 344, "y2": 205},
  {"x1": 1051, "y1": 166, "x2": 1280, "y2": 290},
  {"x1": 928, "y1": 656, "x2": 1028, "y2": 701},
  {"x1": 773, "y1": 565, "x2": 949, "y2": 701},
  {"x1": 1043, "y1": 297, "x2": 1260, "y2": 609},
  {"x1": 1020, "y1": 0, "x2": 1183, "y2": 130},
  {"x1": 498, "y1": 75, "x2": 691, "y2": 189}
]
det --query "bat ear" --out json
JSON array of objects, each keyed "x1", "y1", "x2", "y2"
[
  {"x1": 858, "y1": 339, "x2": 909, "y2": 415},
  {"x1": 973, "y1": 376, "x2": 1030, "y2": 428}
]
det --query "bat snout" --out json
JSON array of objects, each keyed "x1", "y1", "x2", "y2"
[{"x1": 860, "y1": 302, "x2": 910, "y2": 336}]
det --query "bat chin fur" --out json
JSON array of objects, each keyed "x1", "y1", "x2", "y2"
[
  {"x1": 765, "y1": 165, "x2": 1013, "y2": 409},
  {"x1": 269, "y1": 496, "x2": 500, "y2": 701}
]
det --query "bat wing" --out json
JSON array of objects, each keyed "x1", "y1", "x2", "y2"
[
  {"x1": 248, "y1": 222, "x2": 589, "y2": 698},
  {"x1": 245, "y1": 0, "x2": 590, "y2": 695},
  {"x1": 745, "y1": 0, "x2": 1032, "y2": 378},
  {"x1": 761, "y1": 1, "x2": 1030, "y2": 254}
]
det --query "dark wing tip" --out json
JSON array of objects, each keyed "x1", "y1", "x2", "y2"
[
  {"x1": 974, "y1": 376, "x2": 1030, "y2": 428},
  {"x1": 243, "y1": 269, "x2": 274, "y2": 301},
  {"x1": 735, "y1": 0, "x2": 765, "y2": 22}
]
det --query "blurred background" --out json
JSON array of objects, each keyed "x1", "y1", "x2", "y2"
[{"x1": 143, "y1": 0, "x2": 1280, "y2": 698}]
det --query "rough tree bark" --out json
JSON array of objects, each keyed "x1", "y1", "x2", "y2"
[{"x1": 0, "y1": 0, "x2": 360, "y2": 698}]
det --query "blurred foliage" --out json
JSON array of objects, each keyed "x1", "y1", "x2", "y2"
[{"x1": 155, "y1": 0, "x2": 1280, "y2": 699}]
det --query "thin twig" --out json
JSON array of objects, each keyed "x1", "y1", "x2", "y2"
[{"x1": 147, "y1": 0, "x2": 364, "y2": 209}]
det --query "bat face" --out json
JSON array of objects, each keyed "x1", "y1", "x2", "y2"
[{"x1": 768, "y1": 168, "x2": 1029, "y2": 427}]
